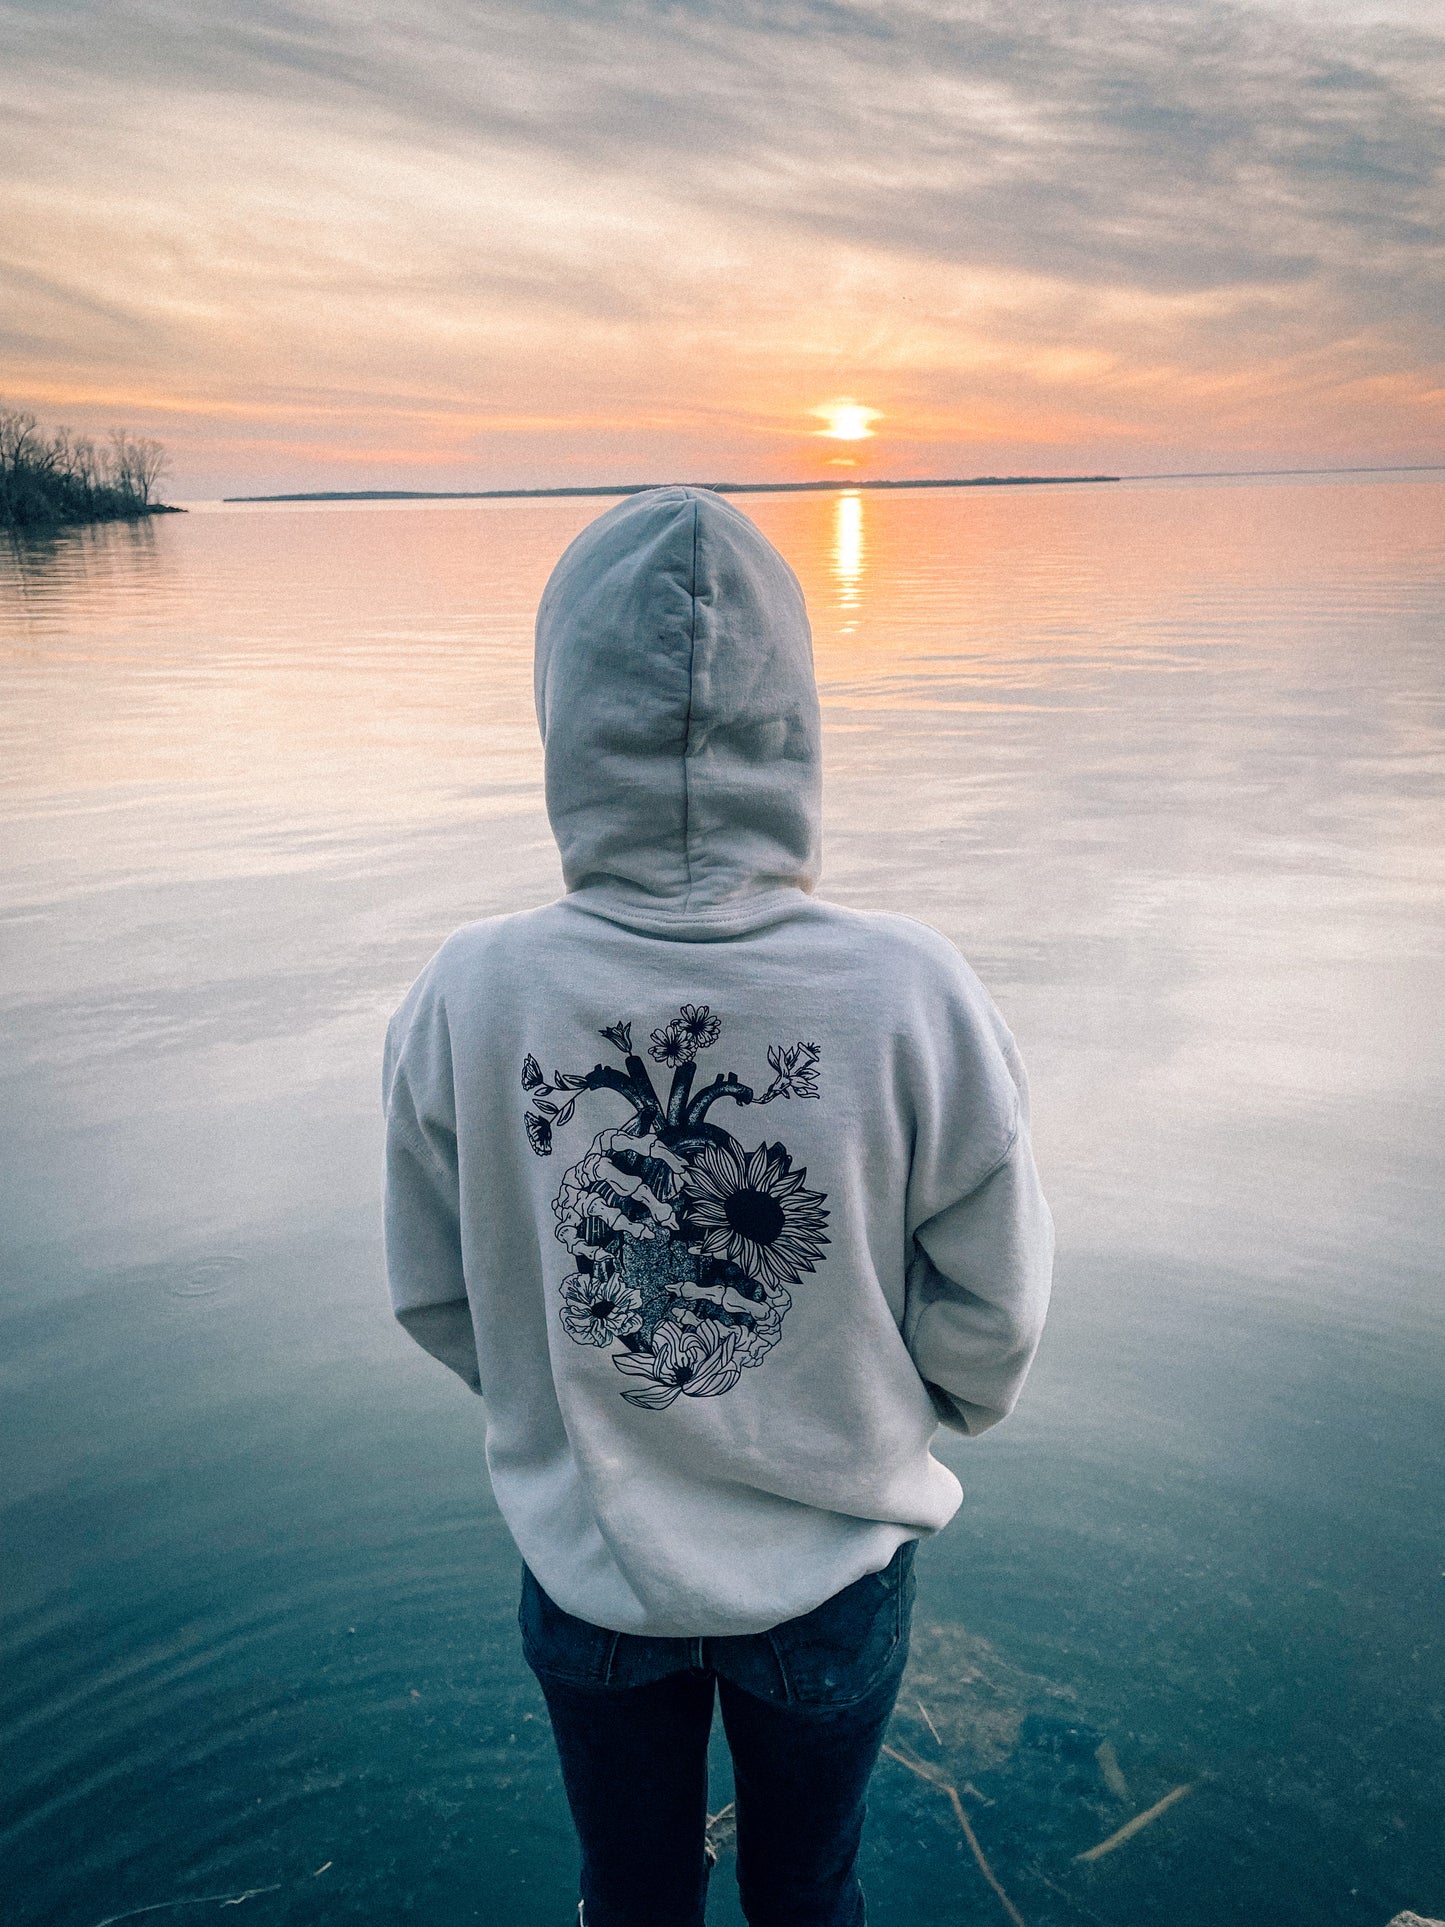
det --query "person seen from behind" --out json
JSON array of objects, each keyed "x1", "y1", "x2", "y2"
[{"x1": 382, "y1": 487, "x2": 1054, "y2": 1926}]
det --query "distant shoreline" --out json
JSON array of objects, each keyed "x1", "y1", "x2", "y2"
[
  {"x1": 223, "y1": 475, "x2": 1119, "y2": 504},
  {"x1": 220, "y1": 462, "x2": 1445, "y2": 505}
]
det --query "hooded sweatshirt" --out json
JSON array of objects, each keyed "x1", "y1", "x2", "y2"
[{"x1": 383, "y1": 486, "x2": 1053, "y2": 1638}]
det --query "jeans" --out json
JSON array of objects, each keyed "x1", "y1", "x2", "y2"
[{"x1": 519, "y1": 1541, "x2": 916, "y2": 1927}]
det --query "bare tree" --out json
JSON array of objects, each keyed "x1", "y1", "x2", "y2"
[
  {"x1": 130, "y1": 437, "x2": 169, "y2": 506},
  {"x1": 105, "y1": 428, "x2": 138, "y2": 497},
  {"x1": 71, "y1": 436, "x2": 100, "y2": 503},
  {"x1": 0, "y1": 407, "x2": 41, "y2": 480},
  {"x1": 36, "y1": 425, "x2": 73, "y2": 482},
  {"x1": 2, "y1": 404, "x2": 171, "y2": 527}
]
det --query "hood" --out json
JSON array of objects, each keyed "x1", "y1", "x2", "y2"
[{"x1": 534, "y1": 486, "x2": 822, "y2": 916}]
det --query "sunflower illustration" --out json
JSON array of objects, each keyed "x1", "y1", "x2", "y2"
[{"x1": 681, "y1": 1139, "x2": 829, "y2": 1290}]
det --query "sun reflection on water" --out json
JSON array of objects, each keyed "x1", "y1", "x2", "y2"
[{"x1": 831, "y1": 491, "x2": 865, "y2": 627}]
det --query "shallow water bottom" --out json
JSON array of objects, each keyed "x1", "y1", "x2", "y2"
[{"x1": 5, "y1": 1182, "x2": 1439, "y2": 1925}]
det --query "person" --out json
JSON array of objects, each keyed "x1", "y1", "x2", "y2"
[{"x1": 382, "y1": 485, "x2": 1054, "y2": 1927}]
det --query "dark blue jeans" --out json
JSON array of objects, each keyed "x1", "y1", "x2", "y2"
[{"x1": 520, "y1": 1542, "x2": 916, "y2": 1927}]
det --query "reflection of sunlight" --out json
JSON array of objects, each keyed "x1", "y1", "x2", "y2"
[{"x1": 832, "y1": 492, "x2": 864, "y2": 628}]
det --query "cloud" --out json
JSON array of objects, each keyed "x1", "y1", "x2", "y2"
[
  {"x1": 14, "y1": 0, "x2": 1438, "y2": 299},
  {"x1": 0, "y1": 0, "x2": 1440, "y2": 485}
]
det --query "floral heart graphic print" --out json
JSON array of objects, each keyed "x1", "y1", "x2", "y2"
[{"x1": 521, "y1": 1007, "x2": 829, "y2": 1410}]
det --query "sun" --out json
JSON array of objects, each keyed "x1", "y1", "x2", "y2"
[{"x1": 813, "y1": 399, "x2": 881, "y2": 441}]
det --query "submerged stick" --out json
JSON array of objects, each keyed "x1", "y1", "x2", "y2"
[
  {"x1": 1074, "y1": 1783, "x2": 1193, "y2": 1863},
  {"x1": 882, "y1": 1744, "x2": 1029, "y2": 1927},
  {"x1": 92, "y1": 1890, "x2": 281, "y2": 1927},
  {"x1": 916, "y1": 1698, "x2": 943, "y2": 1746},
  {"x1": 1094, "y1": 1740, "x2": 1131, "y2": 1803},
  {"x1": 883, "y1": 1741, "x2": 946, "y2": 1787},
  {"x1": 943, "y1": 1781, "x2": 1031, "y2": 1927},
  {"x1": 704, "y1": 1799, "x2": 737, "y2": 1865}
]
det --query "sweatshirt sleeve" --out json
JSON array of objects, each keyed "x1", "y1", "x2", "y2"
[
  {"x1": 900, "y1": 973, "x2": 1054, "y2": 1438},
  {"x1": 382, "y1": 977, "x2": 481, "y2": 1393}
]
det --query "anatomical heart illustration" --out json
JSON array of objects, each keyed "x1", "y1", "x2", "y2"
[{"x1": 521, "y1": 1008, "x2": 829, "y2": 1410}]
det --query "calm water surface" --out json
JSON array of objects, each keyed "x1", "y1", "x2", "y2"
[{"x1": 2, "y1": 481, "x2": 1442, "y2": 1926}]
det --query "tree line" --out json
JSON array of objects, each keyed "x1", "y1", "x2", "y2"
[{"x1": 1, "y1": 406, "x2": 175, "y2": 530}]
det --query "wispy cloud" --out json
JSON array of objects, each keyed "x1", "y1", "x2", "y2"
[{"x1": 2, "y1": 0, "x2": 1440, "y2": 488}]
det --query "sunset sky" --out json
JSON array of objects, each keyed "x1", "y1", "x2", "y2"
[{"x1": 2, "y1": 0, "x2": 1442, "y2": 495}]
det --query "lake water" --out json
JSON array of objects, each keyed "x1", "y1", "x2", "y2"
[{"x1": 2, "y1": 479, "x2": 1442, "y2": 1927}]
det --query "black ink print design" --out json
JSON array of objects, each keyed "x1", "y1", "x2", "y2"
[{"x1": 521, "y1": 1008, "x2": 828, "y2": 1410}]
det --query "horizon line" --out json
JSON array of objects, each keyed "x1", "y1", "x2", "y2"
[
  {"x1": 223, "y1": 474, "x2": 1118, "y2": 503},
  {"x1": 220, "y1": 461, "x2": 1445, "y2": 505},
  {"x1": 1127, "y1": 462, "x2": 1445, "y2": 480}
]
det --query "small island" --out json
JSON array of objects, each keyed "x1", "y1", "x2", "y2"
[{"x1": 1, "y1": 406, "x2": 181, "y2": 531}]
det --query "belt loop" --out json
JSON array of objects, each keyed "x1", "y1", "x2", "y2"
[{"x1": 601, "y1": 1630, "x2": 621, "y2": 1686}]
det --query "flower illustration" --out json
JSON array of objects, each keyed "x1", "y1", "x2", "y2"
[
  {"x1": 676, "y1": 1004, "x2": 722, "y2": 1052},
  {"x1": 681, "y1": 1139, "x2": 829, "y2": 1290},
  {"x1": 560, "y1": 1274, "x2": 643, "y2": 1346},
  {"x1": 525, "y1": 1110, "x2": 553, "y2": 1157},
  {"x1": 599, "y1": 1021, "x2": 633, "y2": 1055},
  {"x1": 613, "y1": 1316, "x2": 743, "y2": 1409},
  {"x1": 648, "y1": 1020, "x2": 690, "y2": 1067},
  {"x1": 757, "y1": 1041, "x2": 820, "y2": 1103},
  {"x1": 521, "y1": 1053, "x2": 545, "y2": 1092},
  {"x1": 648, "y1": 1003, "x2": 721, "y2": 1067}
]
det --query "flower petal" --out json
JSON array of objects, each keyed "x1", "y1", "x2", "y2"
[
  {"x1": 561, "y1": 1304, "x2": 615, "y2": 1345},
  {"x1": 622, "y1": 1383, "x2": 682, "y2": 1410},
  {"x1": 649, "y1": 1321, "x2": 687, "y2": 1373},
  {"x1": 612, "y1": 1349, "x2": 661, "y2": 1378},
  {"x1": 686, "y1": 1344, "x2": 743, "y2": 1396}
]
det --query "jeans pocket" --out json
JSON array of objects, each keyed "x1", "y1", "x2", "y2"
[
  {"x1": 766, "y1": 1540, "x2": 917, "y2": 1708},
  {"x1": 518, "y1": 1566, "x2": 620, "y2": 1687}
]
